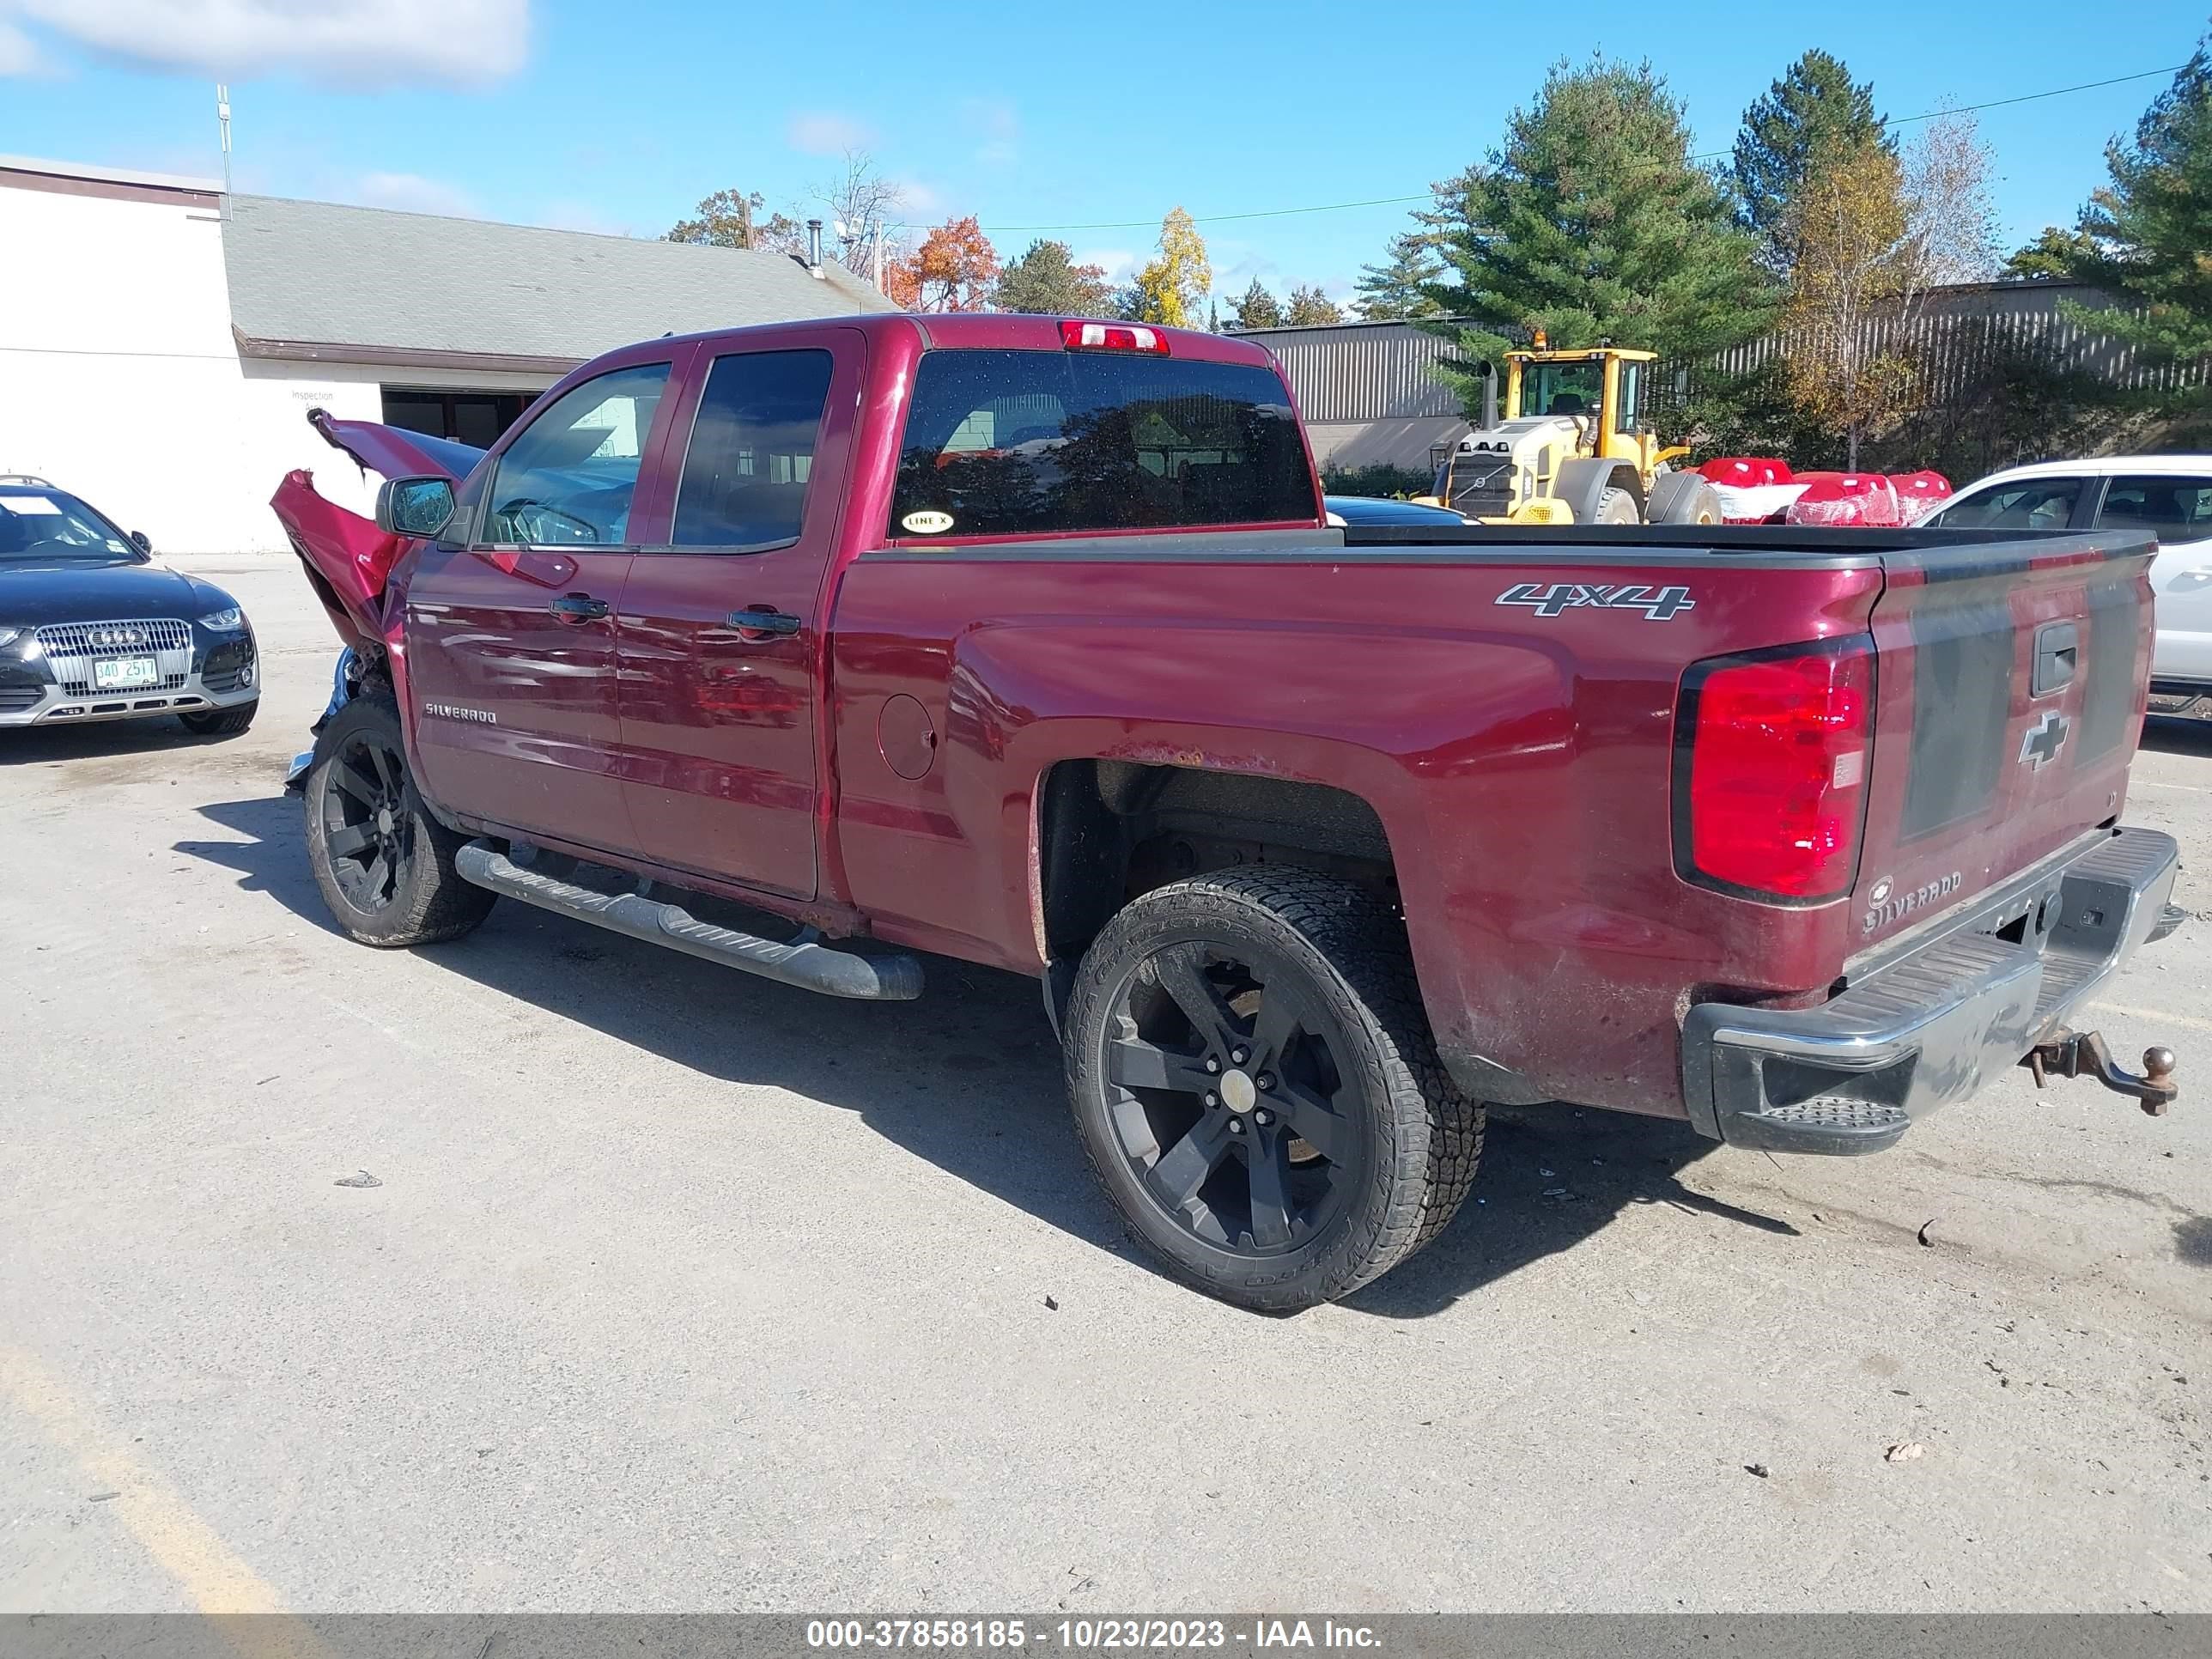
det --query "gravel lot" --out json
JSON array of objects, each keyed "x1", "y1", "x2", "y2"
[{"x1": 3, "y1": 552, "x2": 2209, "y2": 1614}]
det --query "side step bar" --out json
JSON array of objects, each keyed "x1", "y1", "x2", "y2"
[{"x1": 454, "y1": 842, "x2": 924, "y2": 1000}]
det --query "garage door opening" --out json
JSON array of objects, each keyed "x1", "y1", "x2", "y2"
[{"x1": 381, "y1": 387, "x2": 536, "y2": 449}]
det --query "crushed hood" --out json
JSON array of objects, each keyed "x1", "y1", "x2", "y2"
[{"x1": 307, "y1": 408, "x2": 486, "y2": 485}]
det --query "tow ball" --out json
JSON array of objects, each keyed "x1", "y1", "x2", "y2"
[{"x1": 2022, "y1": 1030, "x2": 2179, "y2": 1115}]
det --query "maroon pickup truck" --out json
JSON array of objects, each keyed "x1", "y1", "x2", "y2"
[{"x1": 274, "y1": 313, "x2": 2185, "y2": 1311}]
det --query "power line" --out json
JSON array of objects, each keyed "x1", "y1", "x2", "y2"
[{"x1": 950, "y1": 61, "x2": 2183, "y2": 236}]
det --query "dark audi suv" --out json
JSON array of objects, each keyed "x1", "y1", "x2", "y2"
[{"x1": 0, "y1": 477, "x2": 258, "y2": 737}]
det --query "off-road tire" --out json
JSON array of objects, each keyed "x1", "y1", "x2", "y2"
[
  {"x1": 179, "y1": 701, "x2": 258, "y2": 737},
  {"x1": 1592, "y1": 485, "x2": 1640, "y2": 525},
  {"x1": 1064, "y1": 868, "x2": 1484, "y2": 1313},
  {"x1": 302, "y1": 693, "x2": 495, "y2": 948},
  {"x1": 1647, "y1": 472, "x2": 1723, "y2": 526}
]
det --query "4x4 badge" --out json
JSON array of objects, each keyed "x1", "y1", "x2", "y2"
[
  {"x1": 1496, "y1": 581, "x2": 1696, "y2": 621},
  {"x1": 2020, "y1": 709, "x2": 2069, "y2": 770}
]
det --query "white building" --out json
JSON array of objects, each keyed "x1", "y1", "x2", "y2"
[{"x1": 0, "y1": 156, "x2": 892, "y2": 553}]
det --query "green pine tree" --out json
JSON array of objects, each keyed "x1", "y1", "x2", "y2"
[
  {"x1": 1423, "y1": 55, "x2": 1774, "y2": 416},
  {"x1": 1732, "y1": 50, "x2": 1888, "y2": 273},
  {"x1": 2064, "y1": 44, "x2": 2212, "y2": 373},
  {"x1": 1229, "y1": 278, "x2": 1284, "y2": 330},
  {"x1": 993, "y1": 240, "x2": 1116, "y2": 314},
  {"x1": 1353, "y1": 232, "x2": 1444, "y2": 319},
  {"x1": 2004, "y1": 225, "x2": 2100, "y2": 283}
]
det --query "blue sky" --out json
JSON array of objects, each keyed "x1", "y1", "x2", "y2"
[{"x1": 2, "y1": 0, "x2": 2205, "y2": 303}]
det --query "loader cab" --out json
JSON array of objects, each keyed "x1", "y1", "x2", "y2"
[{"x1": 1504, "y1": 344, "x2": 1656, "y2": 467}]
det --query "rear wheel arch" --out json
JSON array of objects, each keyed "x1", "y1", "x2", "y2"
[{"x1": 1035, "y1": 757, "x2": 1401, "y2": 973}]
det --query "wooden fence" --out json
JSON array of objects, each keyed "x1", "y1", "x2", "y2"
[{"x1": 1701, "y1": 280, "x2": 2202, "y2": 407}]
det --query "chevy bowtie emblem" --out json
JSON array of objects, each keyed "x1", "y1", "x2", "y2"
[{"x1": 2020, "y1": 709, "x2": 2069, "y2": 770}]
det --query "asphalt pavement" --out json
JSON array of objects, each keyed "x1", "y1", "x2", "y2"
[{"x1": 2, "y1": 553, "x2": 2208, "y2": 1613}]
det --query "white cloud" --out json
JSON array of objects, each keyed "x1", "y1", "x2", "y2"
[
  {"x1": 0, "y1": 18, "x2": 44, "y2": 73},
  {"x1": 787, "y1": 110, "x2": 873, "y2": 156},
  {"x1": 962, "y1": 97, "x2": 1018, "y2": 167},
  {"x1": 0, "y1": 0, "x2": 529, "y2": 88},
  {"x1": 352, "y1": 170, "x2": 479, "y2": 218},
  {"x1": 891, "y1": 178, "x2": 944, "y2": 219}
]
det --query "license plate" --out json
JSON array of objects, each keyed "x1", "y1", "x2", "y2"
[{"x1": 94, "y1": 656, "x2": 159, "y2": 690}]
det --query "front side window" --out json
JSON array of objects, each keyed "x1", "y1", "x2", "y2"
[
  {"x1": 889, "y1": 349, "x2": 1316, "y2": 539},
  {"x1": 0, "y1": 490, "x2": 139, "y2": 562},
  {"x1": 2094, "y1": 475, "x2": 2212, "y2": 543},
  {"x1": 671, "y1": 350, "x2": 835, "y2": 550},
  {"x1": 1928, "y1": 477, "x2": 2081, "y2": 532},
  {"x1": 485, "y1": 362, "x2": 671, "y2": 545},
  {"x1": 1614, "y1": 361, "x2": 1643, "y2": 434}
]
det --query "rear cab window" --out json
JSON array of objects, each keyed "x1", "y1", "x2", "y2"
[
  {"x1": 672, "y1": 350, "x2": 836, "y2": 551},
  {"x1": 2094, "y1": 475, "x2": 2212, "y2": 543},
  {"x1": 889, "y1": 349, "x2": 1317, "y2": 540}
]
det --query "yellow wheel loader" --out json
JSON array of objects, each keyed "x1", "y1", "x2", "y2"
[{"x1": 1417, "y1": 337, "x2": 1723, "y2": 526}]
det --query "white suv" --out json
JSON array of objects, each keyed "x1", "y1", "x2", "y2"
[{"x1": 1926, "y1": 455, "x2": 2212, "y2": 707}]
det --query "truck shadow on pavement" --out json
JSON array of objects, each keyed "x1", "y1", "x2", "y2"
[
  {"x1": 2141, "y1": 714, "x2": 2212, "y2": 758},
  {"x1": 179, "y1": 793, "x2": 1787, "y2": 1321}
]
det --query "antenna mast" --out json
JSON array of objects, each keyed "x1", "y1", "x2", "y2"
[{"x1": 216, "y1": 84, "x2": 232, "y2": 196}]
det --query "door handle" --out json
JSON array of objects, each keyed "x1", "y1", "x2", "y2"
[
  {"x1": 727, "y1": 605, "x2": 802, "y2": 638},
  {"x1": 2033, "y1": 620, "x2": 2078, "y2": 696},
  {"x1": 550, "y1": 592, "x2": 610, "y2": 623}
]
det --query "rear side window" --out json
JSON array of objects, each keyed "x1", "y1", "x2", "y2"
[
  {"x1": 889, "y1": 349, "x2": 1316, "y2": 539},
  {"x1": 1928, "y1": 477, "x2": 2081, "y2": 532},
  {"x1": 2094, "y1": 475, "x2": 2212, "y2": 542},
  {"x1": 672, "y1": 349, "x2": 835, "y2": 550}
]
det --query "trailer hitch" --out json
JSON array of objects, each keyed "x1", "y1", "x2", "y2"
[{"x1": 2022, "y1": 1030, "x2": 2179, "y2": 1115}]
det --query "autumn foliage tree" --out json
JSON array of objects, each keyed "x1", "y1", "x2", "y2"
[
  {"x1": 889, "y1": 216, "x2": 1002, "y2": 312},
  {"x1": 666, "y1": 187, "x2": 805, "y2": 253},
  {"x1": 1778, "y1": 140, "x2": 1920, "y2": 467},
  {"x1": 1284, "y1": 284, "x2": 1344, "y2": 325},
  {"x1": 1131, "y1": 207, "x2": 1212, "y2": 327}
]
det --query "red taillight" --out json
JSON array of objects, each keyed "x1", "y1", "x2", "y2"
[
  {"x1": 1059, "y1": 319, "x2": 1170, "y2": 354},
  {"x1": 1675, "y1": 641, "x2": 1873, "y2": 902}
]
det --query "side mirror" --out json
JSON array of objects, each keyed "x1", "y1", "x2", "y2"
[
  {"x1": 128, "y1": 530, "x2": 152, "y2": 555},
  {"x1": 375, "y1": 476, "x2": 457, "y2": 539}
]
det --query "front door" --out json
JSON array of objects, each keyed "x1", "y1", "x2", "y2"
[
  {"x1": 615, "y1": 333, "x2": 858, "y2": 898},
  {"x1": 404, "y1": 356, "x2": 679, "y2": 854}
]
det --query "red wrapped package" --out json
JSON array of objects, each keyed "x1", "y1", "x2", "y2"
[
  {"x1": 1785, "y1": 472, "x2": 1903, "y2": 528},
  {"x1": 1889, "y1": 471, "x2": 1953, "y2": 523}
]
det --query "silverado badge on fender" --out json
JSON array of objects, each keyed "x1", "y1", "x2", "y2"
[{"x1": 1496, "y1": 581, "x2": 1695, "y2": 620}]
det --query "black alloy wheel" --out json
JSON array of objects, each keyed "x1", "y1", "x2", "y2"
[
  {"x1": 1063, "y1": 869, "x2": 1484, "y2": 1312},
  {"x1": 302, "y1": 693, "x2": 495, "y2": 948},
  {"x1": 1102, "y1": 939, "x2": 1358, "y2": 1255},
  {"x1": 319, "y1": 728, "x2": 413, "y2": 913}
]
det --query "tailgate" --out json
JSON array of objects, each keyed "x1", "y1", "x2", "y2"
[{"x1": 1854, "y1": 532, "x2": 2157, "y2": 950}]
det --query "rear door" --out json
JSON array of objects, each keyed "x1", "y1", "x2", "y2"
[
  {"x1": 1850, "y1": 529, "x2": 2154, "y2": 951},
  {"x1": 2091, "y1": 471, "x2": 2212, "y2": 684},
  {"x1": 613, "y1": 329, "x2": 860, "y2": 898},
  {"x1": 404, "y1": 352, "x2": 683, "y2": 854}
]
